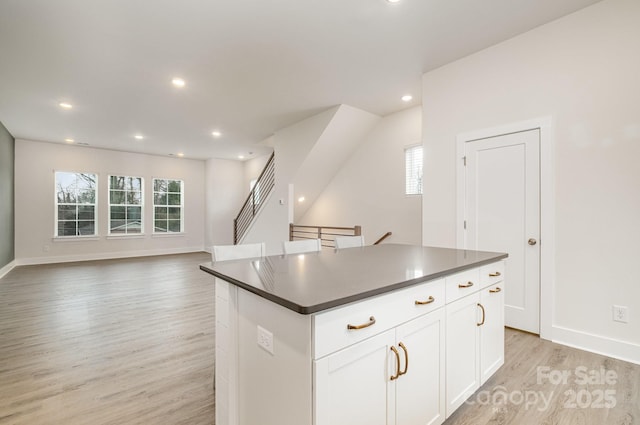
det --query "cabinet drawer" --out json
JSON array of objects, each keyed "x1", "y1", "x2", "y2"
[
  {"x1": 479, "y1": 261, "x2": 505, "y2": 289},
  {"x1": 445, "y1": 268, "x2": 480, "y2": 303},
  {"x1": 313, "y1": 279, "x2": 445, "y2": 359}
]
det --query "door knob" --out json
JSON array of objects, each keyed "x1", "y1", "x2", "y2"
[{"x1": 528, "y1": 238, "x2": 537, "y2": 246}]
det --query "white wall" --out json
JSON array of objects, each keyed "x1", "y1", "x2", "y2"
[
  {"x1": 15, "y1": 139, "x2": 206, "y2": 263},
  {"x1": 205, "y1": 158, "x2": 245, "y2": 250},
  {"x1": 300, "y1": 106, "x2": 422, "y2": 245},
  {"x1": 293, "y1": 105, "x2": 380, "y2": 221},
  {"x1": 422, "y1": 0, "x2": 640, "y2": 362},
  {"x1": 241, "y1": 107, "x2": 339, "y2": 255},
  {"x1": 243, "y1": 153, "x2": 272, "y2": 193}
]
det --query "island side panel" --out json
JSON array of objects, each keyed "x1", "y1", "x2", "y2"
[
  {"x1": 236, "y1": 288, "x2": 313, "y2": 425},
  {"x1": 215, "y1": 279, "x2": 239, "y2": 425}
]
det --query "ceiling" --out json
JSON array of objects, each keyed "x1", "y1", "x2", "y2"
[{"x1": 0, "y1": 0, "x2": 601, "y2": 161}]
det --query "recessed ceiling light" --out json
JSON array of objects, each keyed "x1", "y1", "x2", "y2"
[
  {"x1": 64, "y1": 138, "x2": 74, "y2": 143},
  {"x1": 59, "y1": 102, "x2": 73, "y2": 109},
  {"x1": 401, "y1": 95, "x2": 413, "y2": 102},
  {"x1": 212, "y1": 131, "x2": 222, "y2": 138},
  {"x1": 177, "y1": 152, "x2": 185, "y2": 157},
  {"x1": 172, "y1": 77, "x2": 186, "y2": 88},
  {"x1": 238, "y1": 155, "x2": 245, "y2": 160},
  {"x1": 134, "y1": 134, "x2": 144, "y2": 140},
  {"x1": 387, "y1": 0, "x2": 401, "y2": 3},
  {"x1": 298, "y1": 196, "x2": 305, "y2": 203}
]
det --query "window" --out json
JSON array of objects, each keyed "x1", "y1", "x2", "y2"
[
  {"x1": 405, "y1": 145, "x2": 423, "y2": 195},
  {"x1": 55, "y1": 172, "x2": 97, "y2": 236},
  {"x1": 109, "y1": 175, "x2": 143, "y2": 234},
  {"x1": 153, "y1": 178, "x2": 183, "y2": 233}
]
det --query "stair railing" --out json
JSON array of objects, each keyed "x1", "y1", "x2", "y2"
[
  {"x1": 234, "y1": 152, "x2": 275, "y2": 244},
  {"x1": 373, "y1": 231, "x2": 392, "y2": 245},
  {"x1": 289, "y1": 223, "x2": 361, "y2": 248}
]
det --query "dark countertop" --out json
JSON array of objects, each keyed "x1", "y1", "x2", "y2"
[{"x1": 200, "y1": 244, "x2": 507, "y2": 314}]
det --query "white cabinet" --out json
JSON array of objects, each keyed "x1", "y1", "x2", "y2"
[
  {"x1": 445, "y1": 263, "x2": 505, "y2": 417},
  {"x1": 215, "y1": 260, "x2": 504, "y2": 425},
  {"x1": 445, "y1": 291, "x2": 481, "y2": 417},
  {"x1": 314, "y1": 308, "x2": 446, "y2": 425},
  {"x1": 479, "y1": 282, "x2": 504, "y2": 384},
  {"x1": 314, "y1": 329, "x2": 395, "y2": 425},
  {"x1": 395, "y1": 309, "x2": 446, "y2": 425}
]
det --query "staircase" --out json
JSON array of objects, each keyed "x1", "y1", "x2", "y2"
[
  {"x1": 235, "y1": 104, "x2": 381, "y2": 253},
  {"x1": 233, "y1": 152, "x2": 275, "y2": 244}
]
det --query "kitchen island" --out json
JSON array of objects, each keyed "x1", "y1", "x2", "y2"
[{"x1": 200, "y1": 243, "x2": 507, "y2": 425}]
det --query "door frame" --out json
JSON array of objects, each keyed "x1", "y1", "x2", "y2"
[{"x1": 455, "y1": 116, "x2": 554, "y2": 340}]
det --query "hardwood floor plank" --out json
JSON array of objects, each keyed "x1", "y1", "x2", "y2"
[
  {"x1": 2, "y1": 254, "x2": 638, "y2": 424},
  {"x1": 0, "y1": 253, "x2": 215, "y2": 425},
  {"x1": 445, "y1": 328, "x2": 640, "y2": 425}
]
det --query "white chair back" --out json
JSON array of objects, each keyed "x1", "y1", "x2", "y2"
[
  {"x1": 335, "y1": 235, "x2": 365, "y2": 250},
  {"x1": 282, "y1": 239, "x2": 322, "y2": 255},
  {"x1": 212, "y1": 243, "x2": 266, "y2": 262}
]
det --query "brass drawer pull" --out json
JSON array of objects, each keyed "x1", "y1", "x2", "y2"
[
  {"x1": 415, "y1": 296, "x2": 435, "y2": 305},
  {"x1": 477, "y1": 303, "x2": 486, "y2": 326},
  {"x1": 489, "y1": 287, "x2": 502, "y2": 293},
  {"x1": 489, "y1": 271, "x2": 501, "y2": 277},
  {"x1": 398, "y1": 342, "x2": 409, "y2": 376},
  {"x1": 347, "y1": 316, "x2": 376, "y2": 330},
  {"x1": 458, "y1": 281, "x2": 474, "y2": 288},
  {"x1": 390, "y1": 346, "x2": 401, "y2": 380}
]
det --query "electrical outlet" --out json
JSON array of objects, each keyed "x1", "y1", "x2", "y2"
[
  {"x1": 257, "y1": 325, "x2": 274, "y2": 355},
  {"x1": 612, "y1": 305, "x2": 628, "y2": 323}
]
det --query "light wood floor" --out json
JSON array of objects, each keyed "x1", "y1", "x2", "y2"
[
  {"x1": 0, "y1": 252, "x2": 215, "y2": 425},
  {"x1": 1, "y1": 254, "x2": 638, "y2": 425},
  {"x1": 445, "y1": 328, "x2": 640, "y2": 425}
]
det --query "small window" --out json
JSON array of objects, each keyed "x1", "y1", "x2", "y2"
[
  {"x1": 109, "y1": 175, "x2": 143, "y2": 234},
  {"x1": 55, "y1": 172, "x2": 97, "y2": 236},
  {"x1": 153, "y1": 178, "x2": 184, "y2": 233},
  {"x1": 405, "y1": 145, "x2": 423, "y2": 195}
]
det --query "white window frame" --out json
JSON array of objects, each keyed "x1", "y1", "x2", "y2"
[
  {"x1": 152, "y1": 178, "x2": 184, "y2": 233},
  {"x1": 405, "y1": 144, "x2": 423, "y2": 196},
  {"x1": 108, "y1": 175, "x2": 144, "y2": 235},
  {"x1": 54, "y1": 171, "x2": 98, "y2": 238}
]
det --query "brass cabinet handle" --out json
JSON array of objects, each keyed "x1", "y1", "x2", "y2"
[
  {"x1": 398, "y1": 342, "x2": 409, "y2": 376},
  {"x1": 390, "y1": 346, "x2": 401, "y2": 380},
  {"x1": 458, "y1": 281, "x2": 474, "y2": 288},
  {"x1": 415, "y1": 296, "x2": 435, "y2": 305},
  {"x1": 347, "y1": 316, "x2": 376, "y2": 330},
  {"x1": 489, "y1": 287, "x2": 502, "y2": 293},
  {"x1": 489, "y1": 271, "x2": 501, "y2": 277},
  {"x1": 477, "y1": 303, "x2": 486, "y2": 326}
]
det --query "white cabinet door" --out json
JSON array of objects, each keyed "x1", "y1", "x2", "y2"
[
  {"x1": 445, "y1": 294, "x2": 480, "y2": 417},
  {"x1": 396, "y1": 309, "x2": 446, "y2": 425},
  {"x1": 314, "y1": 329, "x2": 396, "y2": 425},
  {"x1": 479, "y1": 282, "x2": 505, "y2": 384}
]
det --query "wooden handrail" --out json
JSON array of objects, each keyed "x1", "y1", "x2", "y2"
[{"x1": 373, "y1": 232, "x2": 392, "y2": 245}]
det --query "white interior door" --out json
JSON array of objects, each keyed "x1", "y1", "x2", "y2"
[{"x1": 463, "y1": 129, "x2": 540, "y2": 334}]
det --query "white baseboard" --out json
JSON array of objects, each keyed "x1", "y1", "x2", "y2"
[
  {"x1": 15, "y1": 246, "x2": 206, "y2": 266},
  {"x1": 552, "y1": 325, "x2": 640, "y2": 366},
  {"x1": 0, "y1": 260, "x2": 16, "y2": 279}
]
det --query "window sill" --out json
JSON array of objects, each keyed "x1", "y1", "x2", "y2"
[
  {"x1": 52, "y1": 235, "x2": 100, "y2": 242},
  {"x1": 106, "y1": 234, "x2": 146, "y2": 240},
  {"x1": 151, "y1": 232, "x2": 185, "y2": 238}
]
